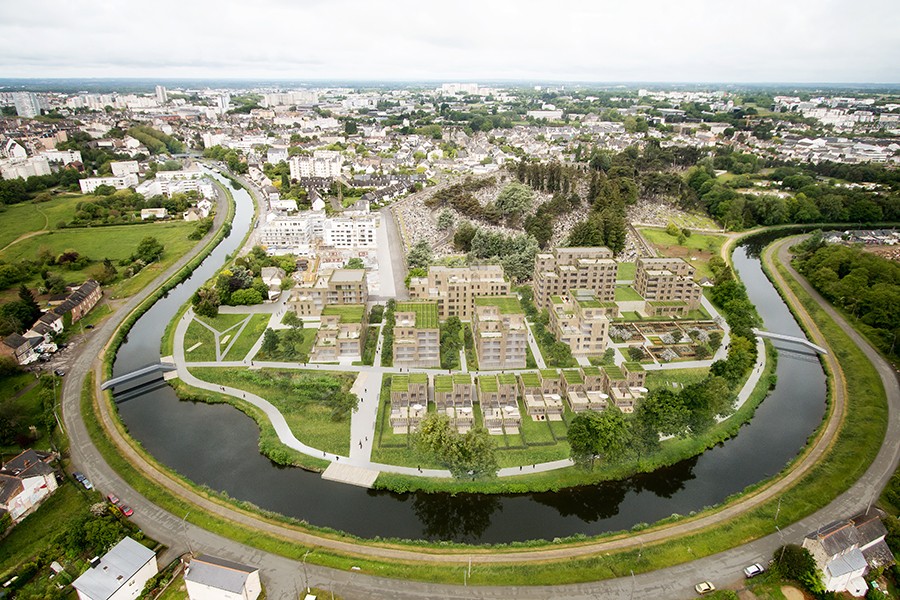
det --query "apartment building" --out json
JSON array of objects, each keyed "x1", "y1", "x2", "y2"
[
  {"x1": 477, "y1": 374, "x2": 521, "y2": 432},
  {"x1": 533, "y1": 247, "x2": 618, "y2": 310},
  {"x1": 634, "y1": 257, "x2": 702, "y2": 315},
  {"x1": 472, "y1": 296, "x2": 527, "y2": 370},
  {"x1": 408, "y1": 265, "x2": 510, "y2": 320},
  {"x1": 289, "y1": 150, "x2": 343, "y2": 179},
  {"x1": 290, "y1": 269, "x2": 368, "y2": 317},
  {"x1": 388, "y1": 373, "x2": 429, "y2": 433},
  {"x1": 78, "y1": 174, "x2": 139, "y2": 194},
  {"x1": 433, "y1": 374, "x2": 475, "y2": 432},
  {"x1": 260, "y1": 211, "x2": 378, "y2": 255},
  {"x1": 308, "y1": 305, "x2": 367, "y2": 363},
  {"x1": 393, "y1": 302, "x2": 440, "y2": 368},
  {"x1": 602, "y1": 363, "x2": 647, "y2": 414},
  {"x1": 548, "y1": 289, "x2": 617, "y2": 357},
  {"x1": 518, "y1": 371, "x2": 563, "y2": 420}
]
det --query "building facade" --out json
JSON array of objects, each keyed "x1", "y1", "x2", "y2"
[
  {"x1": 548, "y1": 289, "x2": 615, "y2": 357},
  {"x1": 392, "y1": 302, "x2": 440, "y2": 368},
  {"x1": 290, "y1": 269, "x2": 368, "y2": 317},
  {"x1": 634, "y1": 257, "x2": 702, "y2": 312},
  {"x1": 533, "y1": 247, "x2": 618, "y2": 311},
  {"x1": 471, "y1": 297, "x2": 527, "y2": 370},
  {"x1": 408, "y1": 265, "x2": 510, "y2": 320},
  {"x1": 79, "y1": 174, "x2": 139, "y2": 194}
]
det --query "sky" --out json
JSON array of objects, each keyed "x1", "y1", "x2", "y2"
[{"x1": 1, "y1": 0, "x2": 898, "y2": 83}]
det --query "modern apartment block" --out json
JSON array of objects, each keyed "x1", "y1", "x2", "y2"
[
  {"x1": 290, "y1": 268, "x2": 368, "y2": 317},
  {"x1": 561, "y1": 364, "x2": 647, "y2": 414},
  {"x1": 433, "y1": 373, "x2": 475, "y2": 432},
  {"x1": 308, "y1": 305, "x2": 367, "y2": 363},
  {"x1": 634, "y1": 257, "x2": 702, "y2": 315},
  {"x1": 477, "y1": 374, "x2": 521, "y2": 432},
  {"x1": 388, "y1": 373, "x2": 429, "y2": 433},
  {"x1": 471, "y1": 296, "x2": 527, "y2": 370},
  {"x1": 548, "y1": 289, "x2": 617, "y2": 357},
  {"x1": 393, "y1": 302, "x2": 440, "y2": 368},
  {"x1": 408, "y1": 265, "x2": 510, "y2": 320},
  {"x1": 532, "y1": 247, "x2": 618, "y2": 310}
]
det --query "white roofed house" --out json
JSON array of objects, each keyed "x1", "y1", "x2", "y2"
[
  {"x1": 72, "y1": 537, "x2": 158, "y2": 600},
  {"x1": 184, "y1": 555, "x2": 262, "y2": 600}
]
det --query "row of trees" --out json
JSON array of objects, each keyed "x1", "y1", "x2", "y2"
[
  {"x1": 127, "y1": 125, "x2": 184, "y2": 155},
  {"x1": 415, "y1": 413, "x2": 498, "y2": 478}
]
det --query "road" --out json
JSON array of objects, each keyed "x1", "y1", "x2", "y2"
[
  {"x1": 380, "y1": 205, "x2": 409, "y2": 300},
  {"x1": 62, "y1": 202, "x2": 900, "y2": 599}
]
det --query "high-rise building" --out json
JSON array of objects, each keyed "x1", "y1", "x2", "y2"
[
  {"x1": 13, "y1": 92, "x2": 41, "y2": 118},
  {"x1": 472, "y1": 297, "x2": 527, "y2": 370},
  {"x1": 408, "y1": 265, "x2": 510, "y2": 320},
  {"x1": 155, "y1": 85, "x2": 168, "y2": 104},
  {"x1": 634, "y1": 257, "x2": 702, "y2": 315}
]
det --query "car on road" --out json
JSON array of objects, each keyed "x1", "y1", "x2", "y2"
[
  {"x1": 81, "y1": 477, "x2": 93, "y2": 490},
  {"x1": 107, "y1": 493, "x2": 120, "y2": 505},
  {"x1": 695, "y1": 581, "x2": 716, "y2": 595},
  {"x1": 743, "y1": 563, "x2": 766, "y2": 578},
  {"x1": 119, "y1": 505, "x2": 134, "y2": 517},
  {"x1": 54, "y1": 368, "x2": 65, "y2": 376}
]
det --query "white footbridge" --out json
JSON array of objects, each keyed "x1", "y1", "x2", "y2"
[{"x1": 752, "y1": 328, "x2": 827, "y2": 355}]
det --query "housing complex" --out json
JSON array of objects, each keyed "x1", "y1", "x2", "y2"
[
  {"x1": 548, "y1": 288, "x2": 617, "y2": 357},
  {"x1": 532, "y1": 247, "x2": 618, "y2": 311},
  {"x1": 290, "y1": 268, "x2": 368, "y2": 317},
  {"x1": 309, "y1": 304, "x2": 368, "y2": 363},
  {"x1": 471, "y1": 296, "x2": 527, "y2": 370},
  {"x1": 408, "y1": 265, "x2": 510, "y2": 320},
  {"x1": 388, "y1": 373, "x2": 429, "y2": 433},
  {"x1": 392, "y1": 301, "x2": 441, "y2": 368},
  {"x1": 433, "y1": 373, "x2": 475, "y2": 432},
  {"x1": 633, "y1": 257, "x2": 702, "y2": 316}
]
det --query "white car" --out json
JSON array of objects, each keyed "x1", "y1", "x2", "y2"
[
  {"x1": 695, "y1": 581, "x2": 716, "y2": 595},
  {"x1": 743, "y1": 563, "x2": 766, "y2": 578}
]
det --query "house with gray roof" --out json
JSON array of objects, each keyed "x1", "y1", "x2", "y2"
[
  {"x1": 185, "y1": 555, "x2": 261, "y2": 600},
  {"x1": 73, "y1": 536, "x2": 157, "y2": 600}
]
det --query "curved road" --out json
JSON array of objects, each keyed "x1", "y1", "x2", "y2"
[{"x1": 62, "y1": 217, "x2": 899, "y2": 598}]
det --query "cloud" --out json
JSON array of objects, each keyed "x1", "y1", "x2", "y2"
[{"x1": 0, "y1": 0, "x2": 897, "y2": 82}]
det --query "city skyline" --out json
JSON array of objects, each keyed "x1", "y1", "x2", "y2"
[{"x1": 1, "y1": 0, "x2": 898, "y2": 83}]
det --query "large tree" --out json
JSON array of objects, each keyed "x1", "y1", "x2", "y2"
[{"x1": 568, "y1": 408, "x2": 631, "y2": 469}]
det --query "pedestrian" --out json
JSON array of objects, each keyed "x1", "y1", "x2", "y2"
[
  {"x1": 417, "y1": 465, "x2": 421, "y2": 473},
  {"x1": 519, "y1": 465, "x2": 522, "y2": 471},
  {"x1": 365, "y1": 436, "x2": 368, "y2": 442},
  {"x1": 359, "y1": 441, "x2": 362, "y2": 449},
  {"x1": 323, "y1": 451, "x2": 326, "y2": 457},
  {"x1": 533, "y1": 464, "x2": 536, "y2": 469}
]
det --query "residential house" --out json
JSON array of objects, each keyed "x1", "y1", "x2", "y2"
[
  {"x1": 260, "y1": 267, "x2": 286, "y2": 301},
  {"x1": 140, "y1": 208, "x2": 168, "y2": 220},
  {"x1": 433, "y1": 374, "x2": 475, "y2": 432},
  {"x1": 54, "y1": 280, "x2": 102, "y2": 324},
  {"x1": 72, "y1": 537, "x2": 158, "y2": 600},
  {"x1": 477, "y1": 374, "x2": 520, "y2": 433},
  {"x1": 388, "y1": 373, "x2": 429, "y2": 433},
  {"x1": 184, "y1": 554, "x2": 262, "y2": 600},
  {"x1": 0, "y1": 333, "x2": 42, "y2": 365},
  {"x1": 309, "y1": 305, "x2": 367, "y2": 363},
  {"x1": 393, "y1": 302, "x2": 440, "y2": 369},
  {"x1": 0, "y1": 449, "x2": 58, "y2": 523}
]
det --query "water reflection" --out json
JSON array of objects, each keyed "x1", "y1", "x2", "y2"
[{"x1": 411, "y1": 493, "x2": 502, "y2": 542}]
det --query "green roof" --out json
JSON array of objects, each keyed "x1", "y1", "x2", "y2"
[
  {"x1": 434, "y1": 375, "x2": 453, "y2": 392},
  {"x1": 395, "y1": 301, "x2": 439, "y2": 329},
  {"x1": 474, "y1": 295, "x2": 523, "y2": 314},
  {"x1": 581, "y1": 366, "x2": 602, "y2": 376},
  {"x1": 478, "y1": 376, "x2": 498, "y2": 393},
  {"x1": 562, "y1": 369, "x2": 583, "y2": 384},
  {"x1": 647, "y1": 300, "x2": 687, "y2": 307},
  {"x1": 550, "y1": 295, "x2": 564, "y2": 305},
  {"x1": 391, "y1": 375, "x2": 410, "y2": 392},
  {"x1": 321, "y1": 304, "x2": 366, "y2": 324},
  {"x1": 452, "y1": 373, "x2": 472, "y2": 385},
  {"x1": 498, "y1": 373, "x2": 517, "y2": 386},
  {"x1": 519, "y1": 372, "x2": 541, "y2": 388},
  {"x1": 577, "y1": 298, "x2": 603, "y2": 308},
  {"x1": 409, "y1": 372, "x2": 428, "y2": 384},
  {"x1": 623, "y1": 362, "x2": 644, "y2": 372},
  {"x1": 540, "y1": 369, "x2": 559, "y2": 380},
  {"x1": 603, "y1": 365, "x2": 626, "y2": 380}
]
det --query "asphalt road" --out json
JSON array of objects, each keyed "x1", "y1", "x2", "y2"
[{"x1": 60, "y1": 214, "x2": 900, "y2": 600}]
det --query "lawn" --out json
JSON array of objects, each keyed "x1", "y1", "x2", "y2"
[
  {"x1": 638, "y1": 228, "x2": 727, "y2": 279},
  {"x1": 0, "y1": 373, "x2": 59, "y2": 454},
  {"x1": 188, "y1": 367, "x2": 354, "y2": 455},
  {"x1": 224, "y1": 314, "x2": 269, "y2": 361},
  {"x1": 0, "y1": 221, "x2": 196, "y2": 299},
  {"x1": 616, "y1": 261, "x2": 636, "y2": 281},
  {"x1": 183, "y1": 320, "x2": 217, "y2": 362},
  {"x1": 395, "y1": 302, "x2": 439, "y2": 329},
  {"x1": 645, "y1": 367, "x2": 710, "y2": 392},
  {"x1": 196, "y1": 313, "x2": 252, "y2": 331},
  {"x1": 615, "y1": 285, "x2": 643, "y2": 301},
  {"x1": 474, "y1": 295, "x2": 523, "y2": 314},
  {"x1": 255, "y1": 327, "x2": 316, "y2": 361},
  {"x1": 0, "y1": 193, "x2": 86, "y2": 250},
  {"x1": 321, "y1": 304, "x2": 366, "y2": 324}
]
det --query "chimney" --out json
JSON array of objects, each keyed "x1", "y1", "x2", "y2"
[{"x1": 89, "y1": 557, "x2": 100, "y2": 568}]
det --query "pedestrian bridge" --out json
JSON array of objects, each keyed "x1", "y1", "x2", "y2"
[
  {"x1": 101, "y1": 363, "x2": 177, "y2": 390},
  {"x1": 752, "y1": 328, "x2": 828, "y2": 355}
]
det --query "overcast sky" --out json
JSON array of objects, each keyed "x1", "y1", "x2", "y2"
[{"x1": 1, "y1": 0, "x2": 898, "y2": 83}]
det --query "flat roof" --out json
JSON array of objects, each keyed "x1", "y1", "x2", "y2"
[
  {"x1": 474, "y1": 295, "x2": 523, "y2": 314},
  {"x1": 603, "y1": 365, "x2": 626, "y2": 380},
  {"x1": 519, "y1": 372, "x2": 541, "y2": 388},
  {"x1": 395, "y1": 301, "x2": 439, "y2": 329},
  {"x1": 321, "y1": 304, "x2": 366, "y2": 323},
  {"x1": 329, "y1": 269, "x2": 366, "y2": 283},
  {"x1": 562, "y1": 369, "x2": 583, "y2": 384},
  {"x1": 478, "y1": 376, "x2": 498, "y2": 392}
]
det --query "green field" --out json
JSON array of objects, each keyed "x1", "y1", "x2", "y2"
[
  {"x1": 614, "y1": 285, "x2": 643, "y2": 301},
  {"x1": 0, "y1": 193, "x2": 87, "y2": 250},
  {"x1": 0, "y1": 221, "x2": 196, "y2": 299},
  {"x1": 638, "y1": 228, "x2": 727, "y2": 278},
  {"x1": 616, "y1": 262, "x2": 636, "y2": 280},
  {"x1": 188, "y1": 367, "x2": 354, "y2": 455},
  {"x1": 645, "y1": 367, "x2": 710, "y2": 392},
  {"x1": 255, "y1": 327, "x2": 316, "y2": 361},
  {"x1": 224, "y1": 314, "x2": 269, "y2": 361}
]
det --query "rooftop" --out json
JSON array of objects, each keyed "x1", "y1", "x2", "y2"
[
  {"x1": 321, "y1": 304, "x2": 366, "y2": 324},
  {"x1": 603, "y1": 365, "x2": 626, "y2": 380},
  {"x1": 581, "y1": 366, "x2": 602, "y2": 376},
  {"x1": 73, "y1": 537, "x2": 156, "y2": 600},
  {"x1": 540, "y1": 369, "x2": 559, "y2": 380},
  {"x1": 498, "y1": 373, "x2": 517, "y2": 386},
  {"x1": 519, "y1": 372, "x2": 541, "y2": 388},
  {"x1": 395, "y1": 301, "x2": 439, "y2": 329},
  {"x1": 185, "y1": 555, "x2": 257, "y2": 594},
  {"x1": 562, "y1": 369, "x2": 583, "y2": 384},
  {"x1": 474, "y1": 295, "x2": 523, "y2": 314},
  {"x1": 478, "y1": 376, "x2": 498, "y2": 393},
  {"x1": 329, "y1": 269, "x2": 366, "y2": 283}
]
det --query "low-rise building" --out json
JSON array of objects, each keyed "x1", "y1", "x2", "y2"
[
  {"x1": 388, "y1": 373, "x2": 429, "y2": 433},
  {"x1": 548, "y1": 289, "x2": 615, "y2": 357},
  {"x1": 634, "y1": 258, "x2": 702, "y2": 314},
  {"x1": 184, "y1": 555, "x2": 262, "y2": 600},
  {"x1": 533, "y1": 247, "x2": 617, "y2": 311},
  {"x1": 393, "y1": 302, "x2": 440, "y2": 368},
  {"x1": 290, "y1": 269, "x2": 368, "y2": 317},
  {"x1": 110, "y1": 161, "x2": 139, "y2": 177},
  {"x1": 0, "y1": 333, "x2": 42, "y2": 365},
  {"x1": 408, "y1": 265, "x2": 510, "y2": 320},
  {"x1": 433, "y1": 373, "x2": 475, "y2": 432},
  {"x1": 472, "y1": 296, "x2": 527, "y2": 370},
  {"x1": 79, "y1": 174, "x2": 139, "y2": 194},
  {"x1": 72, "y1": 537, "x2": 158, "y2": 600},
  {"x1": 0, "y1": 449, "x2": 58, "y2": 523},
  {"x1": 140, "y1": 208, "x2": 168, "y2": 220},
  {"x1": 478, "y1": 374, "x2": 521, "y2": 432},
  {"x1": 309, "y1": 304, "x2": 368, "y2": 363}
]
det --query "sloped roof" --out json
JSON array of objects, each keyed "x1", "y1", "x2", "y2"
[
  {"x1": 810, "y1": 520, "x2": 860, "y2": 556},
  {"x1": 186, "y1": 555, "x2": 257, "y2": 593},
  {"x1": 73, "y1": 537, "x2": 156, "y2": 600},
  {"x1": 0, "y1": 474, "x2": 24, "y2": 504},
  {"x1": 826, "y1": 548, "x2": 867, "y2": 578}
]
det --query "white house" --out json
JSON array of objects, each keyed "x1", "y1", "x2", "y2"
[
  {"x1": 140, "y1": 208, "x2": 168, "y2": 220},
  {"x1": 0, "y1": 449, "x2": 59, "y2": 522},
  {"x1": 1, "y1": 156, "x2": 52, "y2": 180},
  {"x1": 266, "y1": 146, "x2": 289, "y2": 164},
  {"x1": 289, "y1": 150, "x2": 343, "y2": 179},
  {"x1": 110, "y1": 161, "x2": 140, "y2": 177},
  {"x1": 72, "y1": 537, "x2": 158, "y2": 600},
  {"x1": 79, "y1": 174, "x2": 139, "y2": 194},
  {"x1": 3, "y1": 139, "x2": 27, "y2": 160},
  {"x1": 184, "y1": 555, "x2": 261, "y2": 600}
]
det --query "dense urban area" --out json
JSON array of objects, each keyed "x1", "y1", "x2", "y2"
[{"x1": 0, "y1": 81, "x2": 898, "y2": 600}]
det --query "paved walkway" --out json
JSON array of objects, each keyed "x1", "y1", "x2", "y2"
[{"x1": 523, "y1": 321, "x2": 547, "y2": 369}]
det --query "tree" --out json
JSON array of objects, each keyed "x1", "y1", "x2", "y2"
[
  {"x1": 628, "y1": 346, "x2": 645, "y2": 362},
  {"x1": 17, "y1": 285, "x2": 41, "y2": 328},
  {"x1": 453, "y1": 221, "x2": 478, "y2": 252},
  {"x1": 261, "y1": 328, "x2": 279, "y2": 355},
  {"x1": 494, "y1": 182, "x2": 533, "y2": 223},
  {"x1": 282, "y1": 311, "x2": 303, "y2": 329},
  {"x1": 230, "y1": 288, "x2": 263, "y2": 305},
  {"x1": 407, "y1": 240, "x2": 433, "y2": 269},
  {"x1": 437, "y1": 209, "x2": 455, "y2": 231},
  {"x1": 344, "y1": 257, "x2": 365, "y2": 270},
  {"x1": 132, "y1": 237, "x2": 164, "y2": 264},
  {"x1": 773, "y1": 545, "x2": 823, "y2": 594},
  {"x1": 634, "y1": 389, "x2": 690, "y2": 440},
  {"x1": 415, "y1": 413, "x2": 498, "y2": 478},
  {"x1": 568, "y1": 408, "x2": 631, "y2": 469}
]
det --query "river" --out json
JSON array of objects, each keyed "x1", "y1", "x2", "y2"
[{"x1": 114, "y1": 180, "x2": 827, "y2": 543}]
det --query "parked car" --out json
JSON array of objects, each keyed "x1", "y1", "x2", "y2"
[
  {"x1": 107, "y1": 493, "x2": 120, "y2": 505},
  {"x1": 81, "y1": 477, "x2": 93, "y2": 490},
  {"x1": 743, "y1": 563, "x2": 766, "y2": 578},
  {"x1": 73, "y1": 472, "x2": 85, "y2": 482},
  {"x1": 695, "y1": 581, "x2": 716, "y2": 595},
  {"x1": 54, "y1": 368, "x2": 65, "y2": 376},
  {"x1": 119, "y1": 505, "x2": 134, "y2": 518}
]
